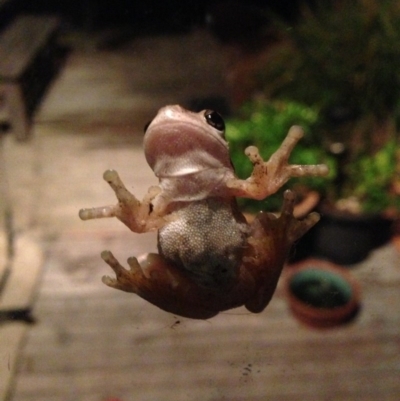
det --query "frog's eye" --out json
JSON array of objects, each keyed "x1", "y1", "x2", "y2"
[
  {"x1": 143, "y1": 120, "x2": 151, "y2": 133},
  {"x1": 204, "y1": 110, "x2": 225, "y2": 134}
]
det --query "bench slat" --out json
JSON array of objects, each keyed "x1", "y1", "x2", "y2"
[
  {"x1": 0, "y1": 15, "x2": 59, "y2": 80},
  {"x1": 0, "y1": 322, "x2": 29, "y2": 400},
  {"x1": 0, "y1": 233, "x2": 43, "y2": 311}
]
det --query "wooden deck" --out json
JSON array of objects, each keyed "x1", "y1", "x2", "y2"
[
  {"x1": 1, "y1": 29, "x2": 400, "y2": 401},
  {"x1": 9, "y1": 233, "x2": 400, "y2": 401}
]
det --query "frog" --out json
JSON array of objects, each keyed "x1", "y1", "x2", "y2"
[{"x1": 79, "y1": 105, "x2": 328, "y2": 319}]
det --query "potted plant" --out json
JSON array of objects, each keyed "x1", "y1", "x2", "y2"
[
  {"x1": 311, "y1": 140, "x2": 399, "y2": 264},
  {"x1": 245, "y1": 0, "x2": 400, "y2": 263},
  {"x1": 285, "y1": 259, "x2": 361, "y2": 329}
]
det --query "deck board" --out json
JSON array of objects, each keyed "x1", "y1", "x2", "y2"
[
  {"x1": 0, "y1": 323, "x2": 28, "y2": 401},
  {"x1": 9, "y1": 228, "x2": 400, "y2": 401},
  {"x1": 0, "y1": 234, "x2": 43, "y2": 312}
]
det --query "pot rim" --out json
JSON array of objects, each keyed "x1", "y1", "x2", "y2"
[
  {"x1": 285, "y1": 259, "x2": 361, "y2": 326},
  {"x1": 318, "y1": 201, "x2": 391, "y2": 223}
]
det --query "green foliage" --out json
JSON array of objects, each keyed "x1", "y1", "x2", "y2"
[
  {"x1": 248, "y1": 0, "x2": 400, "y2": 213},
  {"x1": 226, "y1": 100, "x2": 336, "y2": 212},
  {"x1": 258, "y1": 0, "x2": 400, "y2": 152},
  {"x1": 345, "y1": 140, "x2": 400, "y2": 213}
]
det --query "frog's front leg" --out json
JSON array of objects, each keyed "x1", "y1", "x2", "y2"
[
  {"x1": 79, "y1": 170, "x2": 165, "y2": 232},
  {"x1": 227, "y1": 126, "x2": 329, "y2": 199}
]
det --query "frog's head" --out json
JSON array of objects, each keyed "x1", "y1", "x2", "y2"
[{"x1": 143, "y1": 105, "x2": 232, "y2": 178}]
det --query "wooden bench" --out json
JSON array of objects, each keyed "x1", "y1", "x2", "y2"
[
  {"x1": 0, "y1": 230, "x2": 43, "y2": 400},
  {"x1": 0, "y1": 15, "x2": 61, "y2": 140}
]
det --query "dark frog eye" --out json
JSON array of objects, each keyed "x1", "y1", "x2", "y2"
[
  {"x1": 143, "y1": 120, "x2": 152, "y2": 133},
  {"x1": 204, "y1": 110, "x2": 225, "y2": 134}
]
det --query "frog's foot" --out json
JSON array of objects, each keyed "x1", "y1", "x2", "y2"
[
  {"x1": 243, "y1": 190, "x2": 320, "y2": 313},
  {"x1": 277, "y1": 189, "x2": 320, "y2": 243},
  {"x1": 101, "y1": 250, "x2": 143, "y2": 294},
  {"x1": 101, "y1": 250, "x2": 220, "y2": 319},
  {"x1": 79, "y1": 170, "x2": 164, "y2": 233},
  {"x1": 227, "y1": 126, "x2": 329, "y2": 200},
  {"x1": 250, "y1": 190, "x2": 320, "y2": 259}
]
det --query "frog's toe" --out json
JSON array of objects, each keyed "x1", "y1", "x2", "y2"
[
  {"x1": 102, "y1": 274, "x2": 118, "y2": 287},
  {"x1": 101, "y1": 250, "x2": 142, "y2": 293},
  {"x1": 277, "y1": 189, "x2": 296, "y2": 221},
  {"x1": 101, "y1": 255, "x2": 123, "y2": 288},
  {"x1": 287, "y1": 211, "x2": 320, "y2": 243},
  {"x1": 79, "y1": 205, "x2": 118, "y2": 220},
  {"x1": 103, "y1": 169, "x2": 119, "y2": 184},
  {"x1": 101, "y1": 250, "x2": 123, "y2": 272},
  {"x1": 279, "y1": 190, "x2": 321, "y2": 243},
  {"x1": 288, "y1": 163, "x2": 329, "y2": 178}
]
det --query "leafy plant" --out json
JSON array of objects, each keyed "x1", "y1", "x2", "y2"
[
  {"x1": 258, "y1": 0, "x2": 400, "y2": 155},
  {"x1": 226, "y1": 99, "x2": 336, "y2": 212},
  {"x1": 248, "y1": 0, "x2": 400, "y2": 214},
  {"x1": 342, "y1": 140, "x2": 400, "y2": 214}
]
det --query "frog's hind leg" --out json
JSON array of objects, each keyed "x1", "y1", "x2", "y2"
[
  {"x1": 243, "y1": 190, "x2": 320, "y2": 313},
  {"x1": 101, "y1": 251, "x2": 219, "y2": 319}
]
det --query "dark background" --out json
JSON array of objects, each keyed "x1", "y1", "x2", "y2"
[{"x1": 2, "y1": 0, "x2": 316, "y2": 33}]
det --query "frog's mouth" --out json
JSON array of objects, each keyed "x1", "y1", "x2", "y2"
[
  {"x1": 144, "y1": 119, "x2": 232, "y2": 175},
  {"x1": 146, "y1": 118, "x2": 227, "y2": 146}
]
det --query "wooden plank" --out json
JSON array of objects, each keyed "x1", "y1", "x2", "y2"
[
  {"x1": 0, "y1": 231, "x2": 8, "y2": 292},
  {"x1": 0, "y1": 233, "x2": 43, "y2": 311},
  {"x1": 0, "y1": 16, "x2": 59, "y2": 80},
  {"x1": 0, "y1": 322, "x2": 28, "y2": 401},
  {"x1": 0, "y1": 135, "x2": 12, "y2": 289},
  {"x1": 12, "y1": 363, "x2": 400, "y2": 400},
  {"x1": 0, "y1": 83, "x2": 29, "y2": 141},
  {"x1": 13, "y1": 245, "x2": 400, "y2": 401}
]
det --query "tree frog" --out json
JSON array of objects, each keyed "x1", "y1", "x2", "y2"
[{"x1": 79, "y1": 105, "x2": 328, "y2": 319}]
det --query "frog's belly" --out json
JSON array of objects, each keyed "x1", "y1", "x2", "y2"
[{"x1": 158, "y1": 198, "x2": 248, "y2": 288}]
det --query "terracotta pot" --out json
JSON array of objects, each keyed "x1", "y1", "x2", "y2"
[
  {"x1": 393, "y1": 236, "x2": 400, "y2": 253},
  {"x1": 390, "y1": 214, "x2": 400, "y2": 252},
  {"x1": 285, "y1": 259, "x2": 361, "y2": 329},
  {"x1": 293, "y1": 190, "x2": 321, "y2": 219}
]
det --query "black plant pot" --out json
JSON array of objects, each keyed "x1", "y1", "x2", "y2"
[
  {"x1": 289, "y1": 228, "x2": 315, "y2": 263},
  {"x1": 311, "y1": 207, "x2": 392, "y2": 265}
]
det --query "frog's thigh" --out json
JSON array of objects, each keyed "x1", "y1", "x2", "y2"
[{"x1": 102, "y1": 251, "x2": 219, "y2": 319}]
